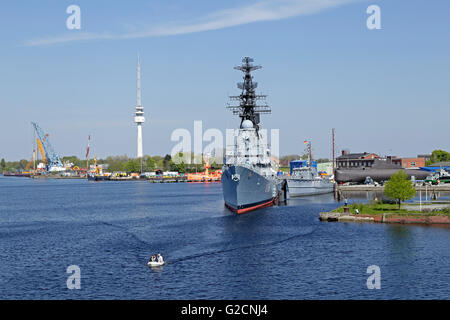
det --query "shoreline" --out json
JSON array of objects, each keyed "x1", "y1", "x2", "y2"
[
  {"x1": 320, "y1": 206, "x2": 450, "y2": 225},
  {"x1": 337, "y1": 185, "x2": 450, "y2": 192}
]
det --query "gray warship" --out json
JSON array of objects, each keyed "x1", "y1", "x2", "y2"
[
  {"x1": 286, "y1": 142, "x2": 334, "y2": 197},
  {"x1": 221, "y1": 57, "x2": 282, "y2": 214}
]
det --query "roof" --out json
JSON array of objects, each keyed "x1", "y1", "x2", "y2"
[
  {"x1": 337, "y1": 152, "x2": 374, "y2": 160},
  {"x1": 420, "y1": 162, "x2": 450, "y2": 172}
]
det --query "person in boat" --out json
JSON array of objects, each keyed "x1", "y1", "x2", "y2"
[
  {"x1": 150, "y1": 254, "x2": 156, "y2": 262},
  {"x1": 157, "y1": 254, "x2": 164, "y2": 263}
]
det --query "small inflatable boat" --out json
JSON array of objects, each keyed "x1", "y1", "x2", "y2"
[{"x1": 147, "y1": 260, "x2": 165, "y2": 267}]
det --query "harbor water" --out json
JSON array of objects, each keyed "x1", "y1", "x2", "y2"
[{"x1": 0, "y1": 176, "x2": 449, "y2": 299}]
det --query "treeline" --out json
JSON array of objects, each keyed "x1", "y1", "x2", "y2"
[
  {"x1": 0, "y1": 158, "x2": 29, "y2": 172},
  {"x1": 101, "y1": 154, "x2": 222, "y2": 173},
  {"x1": 3, "y1": 149, "x2": 448, "y2": 173},
  {"x1": 0, "y1": 153, "x2": 222, "y2": 173}
]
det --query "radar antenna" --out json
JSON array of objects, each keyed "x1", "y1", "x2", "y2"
[{"x1": 227, "y1": 57, "x2": 271, "y2": 130}]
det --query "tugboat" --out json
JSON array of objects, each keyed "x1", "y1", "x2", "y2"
[
  {"x1": 87, "y1": 156, "x2": 110, "y2": 181},
  {"x1": 221, "y1": 57, "x2": 281, "y2": 214}
]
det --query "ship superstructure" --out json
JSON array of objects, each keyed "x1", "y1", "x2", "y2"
[{"x1": 222, "y1": 57, "x2": 281, "y2": 214}]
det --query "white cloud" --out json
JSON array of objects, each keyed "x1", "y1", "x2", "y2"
[{"x1": 25, "y1": 0, "x2": 361, "y2": 46}]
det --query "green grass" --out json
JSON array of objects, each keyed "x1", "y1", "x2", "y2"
[{"x1": 332, "y1": 202, "x2": 450, "y2": 217}]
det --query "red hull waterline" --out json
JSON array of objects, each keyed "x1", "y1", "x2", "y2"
[{"x1": 225, "y1": 198, "x2": 278, "y2": 215}]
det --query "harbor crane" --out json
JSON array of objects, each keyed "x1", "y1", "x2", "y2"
[{"x1": 31, "y1": 122, "x2": 64, "y2": 172}]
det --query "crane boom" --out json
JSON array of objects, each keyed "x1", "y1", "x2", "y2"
[
  {"x1": 36, "y1": 138, "x2": 47, "y2": 164},
  {"x1": 31, "y1": 122, "x2": 63, "y2": 170},
  {"x1": 24, "y1": 150, "x2": 37, "y2": 173}
]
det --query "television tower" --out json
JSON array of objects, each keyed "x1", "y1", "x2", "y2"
[{"x1": 134, "y1": 54, "x2": 145, "y2": 158}]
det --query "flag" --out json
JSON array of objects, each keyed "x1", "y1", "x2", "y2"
[{"x1": 304, "y1": 140, "x2": 308, "y2": 144}]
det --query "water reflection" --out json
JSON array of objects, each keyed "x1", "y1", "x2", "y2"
[
  {"x1": 339, "y1": 191, "x2": 450, "y2": 204},
  {"x1": 387, "y1": 225, "x2": 413, "y2": 253}
]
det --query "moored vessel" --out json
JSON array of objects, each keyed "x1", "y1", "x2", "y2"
[
  {"x1": 286, "y1": 141, "x2": 334, "y2": 197},
  {"x1": 2, "y1": 172, "x2": 31, "y2": 177},
  {"x1": 221, "y1": 57, "x2": 281, "y2": 214},
  {"x1": 87, "y1": 155, "x2": 111, "y2": 181},
  {"x1": 424, "y1": 168, "x2": 450, "y2": 185}
]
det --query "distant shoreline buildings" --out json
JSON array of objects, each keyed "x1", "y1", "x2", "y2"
[{"x1": 336, "y1": 150, "x2": 428, "y2": 169}]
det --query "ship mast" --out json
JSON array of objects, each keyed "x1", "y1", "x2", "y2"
[
  {"x1": 227, "y1": 57, "x2": 271, "y2": 130},
  {"x1": 304, "y1": 140, "x2": 313, "y2": 166},
  {"x1": 308, "y1": 141, "x2": 312, "y2": 166}
]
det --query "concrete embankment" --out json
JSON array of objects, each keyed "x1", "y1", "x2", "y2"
[{"x1": 319, "y1": 212, "x2": 375, "y2": 223}]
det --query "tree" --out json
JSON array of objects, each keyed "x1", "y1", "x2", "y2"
[
  {"x1": 429, "y1": 149, "x2": 450, "y2": 164},
  {"x1": 0, "y1": 158, "x2": 5, "y2": 170},
  {"x1": 384, "y1": 170, "x2": 416, "y2": 209},
  {"x1": 105, "y1": 155, "x2": 128, "y2": 172},
  {"x1": 61, "y1": 156, "x2": 84, "y2": 168},
  {"x1": 171, "y1": 161, "x2": 186, "y2": 173},
  {"x1": 19, "y1": 159, "x2": 28, "y2": 170},
  {"x1": 163, "y1": 154, "x2": 172, "y2": 171},
  {"x1": 145, "y1": 157, "x2": 156, "y2": 171},
  {"x1": 124, "y1": 159, "x2": 140, "y2": 173},
  {"x1": 279, "y1": 155, "x2": 300, "y2": 167}
]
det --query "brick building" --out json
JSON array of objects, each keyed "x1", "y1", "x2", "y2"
[
  {"x1": 337, "y1": 150, "x2": 428, "y2": 169},
  {"x1": 336, "y1": 151, "x2": 380, "y2": 169},
  {"x1": 400, "y1": 157, "x2": 426, "y2": 169},
  {"x1": 336, "y1": 151, "x2": 406, "y2": 169}
]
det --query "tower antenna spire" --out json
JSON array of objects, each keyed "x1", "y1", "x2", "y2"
[
  {"x1": 134, "y1": 54, "x2": 145, "y2": 159},
  {"x1": 137, "y1": 53, "x2": 141, "y2": 107}
]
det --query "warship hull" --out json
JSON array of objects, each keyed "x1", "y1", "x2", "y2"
[
  {"x1": 287, "y1": 179, "x2": 334, "y2": 197},
  {"x1": 222, "y1": 165, "x2": 280, "y2": 214}
]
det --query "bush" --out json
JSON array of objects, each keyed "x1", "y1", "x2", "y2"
[{"x1": 438, "y1": 207, "x2": 450, "y2": 214}]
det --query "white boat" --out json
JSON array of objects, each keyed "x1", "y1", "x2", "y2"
[
  {"x1": 287, "y1": 169, "x2": 334, "y2": 196},
  {"x1": 286, "y1": 141, "x2": 334, "y2": 197},
  {"x1": 147, "y1": 260, "x2": 165, "y2": 267}
]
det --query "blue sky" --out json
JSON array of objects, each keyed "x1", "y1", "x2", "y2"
[{"x1": 1, "y1": 0, "x2": 449, "y2": 161}]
